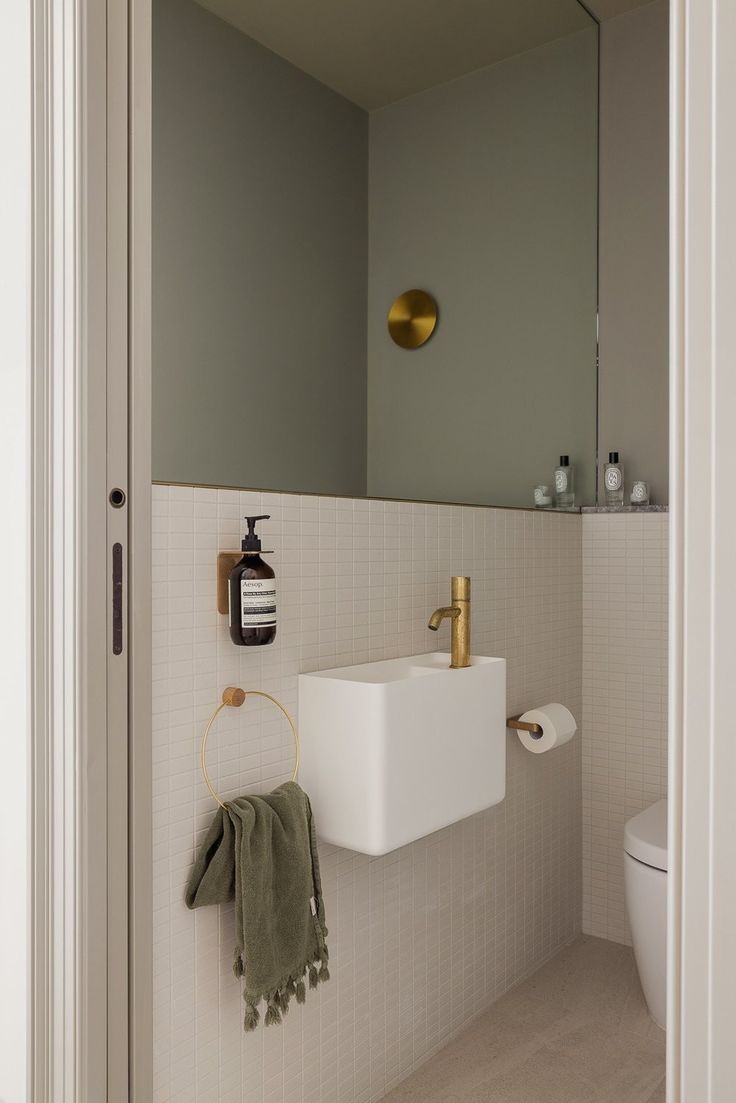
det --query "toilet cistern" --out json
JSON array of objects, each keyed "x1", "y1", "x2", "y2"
[{"x1": 428, "y1": 576, "x2": 471, "y2": 668}]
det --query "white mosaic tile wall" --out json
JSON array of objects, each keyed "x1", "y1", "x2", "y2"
[
  {"x1": 581, "y1": 512, "x2": 669, "y2": 944},
  {"x1": 152, "y1": 484, "x2": 583, "y2": 1103}
]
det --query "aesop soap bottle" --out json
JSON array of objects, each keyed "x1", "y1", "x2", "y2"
[{"x1": 228, "y1": 515, "x2": 277, "y2": 646}]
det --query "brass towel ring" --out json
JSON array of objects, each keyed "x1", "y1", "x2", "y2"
[{"x1": 200, "y1": 686, "x2": 300, "y2": 808}]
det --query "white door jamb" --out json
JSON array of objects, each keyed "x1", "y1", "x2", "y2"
[{"x1": 668, "y1": 0, "x2": 736, "y2": 1098}]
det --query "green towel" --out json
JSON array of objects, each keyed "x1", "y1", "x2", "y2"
[{"x1": 185, "y1": 780, "x2": 329, "y2": 1031}]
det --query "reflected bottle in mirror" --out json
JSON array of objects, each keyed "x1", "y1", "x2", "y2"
[
  {"x1": 604, "y1": 452, "x2": 624, "y2": 507},
  {"x1": 554, "y1": 455, "x2": 574, "y2": 509}
]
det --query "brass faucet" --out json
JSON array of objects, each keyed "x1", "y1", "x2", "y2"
[{"x1": 428, "y1": 576, "x2": 471, "y2": 668}]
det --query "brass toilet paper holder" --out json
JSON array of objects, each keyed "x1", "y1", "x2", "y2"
[{"x1": 506, "y1": 714, "x2": 544, "y2": 738}]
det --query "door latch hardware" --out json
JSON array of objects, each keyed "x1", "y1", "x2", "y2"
[{"x1": 112, "y1": 542, "x2": 124, "y2": 654}]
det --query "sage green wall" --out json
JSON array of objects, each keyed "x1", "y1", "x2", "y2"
[
  {"x1": 366, "y1": 29, "x2": 599, "y2": 508},
  {"x1": 598, "y1": 0, "x2": 669, "y2": 505},
  {"x1": 153, "y1": 0, "x2": 368, "y2": 494}
]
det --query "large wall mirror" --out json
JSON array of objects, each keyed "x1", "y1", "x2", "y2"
[{"x1": 153, "y1": 0, "x2": 598, "y2": 508}]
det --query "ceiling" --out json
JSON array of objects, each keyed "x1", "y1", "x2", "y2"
[{"x1": 194, "y1": 0, "x2": 595, "y2": 111}]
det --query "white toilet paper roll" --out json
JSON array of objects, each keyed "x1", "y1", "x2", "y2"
[{"x1": 515, "y1": 703, "x2": 577, "y2": 754}]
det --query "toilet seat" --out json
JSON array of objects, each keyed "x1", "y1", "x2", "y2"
[{"x1": 624, "y1": 798, "x2": 667, "y2": 871}]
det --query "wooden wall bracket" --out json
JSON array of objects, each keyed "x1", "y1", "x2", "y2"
[{"x1": 216, "y1": 551, "x2": 242, "y2": 615}]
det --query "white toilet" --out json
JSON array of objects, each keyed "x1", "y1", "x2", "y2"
[{"x1": 624, "y1": 798, "x2": 667, "y2": 1029}]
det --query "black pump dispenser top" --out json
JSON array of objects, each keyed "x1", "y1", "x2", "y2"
[
  {"x1": 559, "y1": 455, "x2": 569, "y2": 466},
  {"x1": 242, "y1": 514, "x2": 270, "y2": 552}
]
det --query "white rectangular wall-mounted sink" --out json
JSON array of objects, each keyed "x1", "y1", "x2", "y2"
[{"x1": 298, "y1": 652, "x2": 506, "y2": 855}]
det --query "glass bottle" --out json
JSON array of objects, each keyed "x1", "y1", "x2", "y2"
[
  {"x1": 604, "y1": 452, "x2": 624, "y2": 507},
  {"x1": 228, "y1": 515, "x2": 277, "y2": 646},
  {"x1": 630, "y1": 480, "x2": 650, "y2": 506},
  {"x1": 554, "y1": 455, "x2": 574, "y2": 509}
]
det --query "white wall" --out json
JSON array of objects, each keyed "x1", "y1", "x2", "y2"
[
  {"x1": 582, "y1": 512, "x2": 669, "y2": 943},
  {"x1": 0, "y1": 2, "x2": 30, "y2": 1100},
  {"x1": 152, "y1": 485, "x2": 582, "y2": 1102},
  {"x1": 580, "y1": 0, "x2": 670, "y2": 946}
]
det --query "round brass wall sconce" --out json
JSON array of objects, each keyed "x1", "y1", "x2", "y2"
[{"x1": 387, "y1": 289, "x2": 438, "y2": 349}]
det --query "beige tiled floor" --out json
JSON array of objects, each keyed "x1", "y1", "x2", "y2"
[{"x1": 382, "y1": 936, "x2": 665, "y2": 1103}]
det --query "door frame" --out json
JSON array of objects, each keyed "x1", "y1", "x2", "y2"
[
  {"x1": 30, "y1": 0, "x2": 151, "y2": 1099},
  {"x1": 30, "y1": 0, "x2": 736, "y2": 1098},
  {"x1": 667, "y1": 0, "x2": 736, "y2": 1098},
  {"x1": 30, "y1": 0, "x2": 108, "y2": 1097}
]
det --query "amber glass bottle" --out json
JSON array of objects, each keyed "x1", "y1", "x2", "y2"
[{"x1": 228, "y1": 515, "x2": 277, "y2": 646}]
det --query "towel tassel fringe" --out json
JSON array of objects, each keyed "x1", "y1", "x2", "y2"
[
  {"x1": 243, "y1": 1001, "x2": 260, "y2": 1032},
  {"x1": 236, "y1": 908, "x2": 331, "y2": 1030},
  {"x1": 265, "y1": 998, "x2": 282, "y2": 1026}
]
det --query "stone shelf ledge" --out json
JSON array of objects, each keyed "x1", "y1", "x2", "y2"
[{"x1": 581, "y1": 505, "x2": 669, "y2": 513}]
